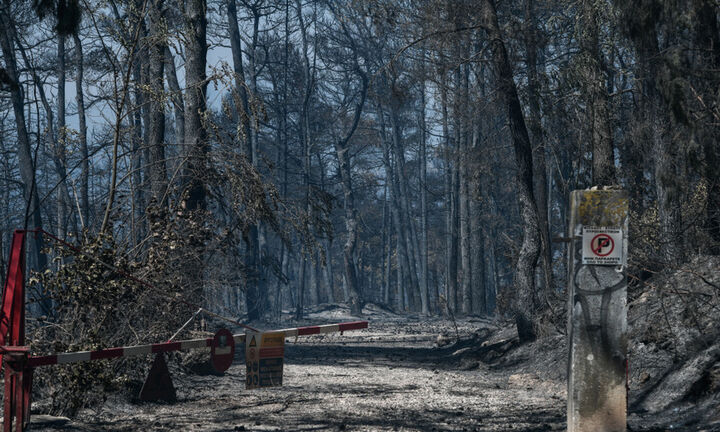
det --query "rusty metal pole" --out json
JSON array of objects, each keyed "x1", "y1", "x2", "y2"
[{"x1": 567, "y1": 188, "x2": 628, "y2": 432}]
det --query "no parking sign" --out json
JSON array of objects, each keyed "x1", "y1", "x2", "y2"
[{"x1": 582, "y1": 226, "x2": 623, "y2": 265}]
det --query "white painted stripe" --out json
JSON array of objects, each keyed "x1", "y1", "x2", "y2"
[
  {"x1": 57, "y1": 352, "x2": 91, "y2": 364},
  {"x1": 214, "y1": 347, "x2": 232, "y2": 355},
  {"x1": 282, "y1": 329, "x2": 298, "y2": 337},
  {"x1": 180, "y1": 339, "x2": 208, "y2": 350},
  {"x1": 122, "y1": 345, "x2": 152, "y2": 357},
  {"x1": 319, "y1": 324, "x2": 340, "y2": 334}
]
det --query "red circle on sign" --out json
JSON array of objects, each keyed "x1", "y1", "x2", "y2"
[
  {"x1": 591, "y1": 234, "x2": 614, "y2": 257},
  {"x1": 211, "y1": 328, "x2": 235, "y2": 373}
]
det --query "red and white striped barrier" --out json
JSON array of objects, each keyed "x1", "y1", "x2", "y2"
[
  {"x1": 0, "y1": 229, "x2": 370, "y2": 431},
  {"x1": 28, "y1": 321, "x2": 368, "y2": 367}
]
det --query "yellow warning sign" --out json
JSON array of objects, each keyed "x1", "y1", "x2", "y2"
[
  {"x1": 261, "y1": 332, "x2": 284, "y2": 347},
  {"x1": 245, "y1": 331, "x2": 284, "y2": 389}
]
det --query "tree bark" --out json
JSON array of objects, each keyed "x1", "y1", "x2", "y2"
[
  {"x1": 382, "y1": 187, "x2": 392, "y2": 306},
  {"x1": 131, "y1": 56, "x2": 145, "y2": 244},
  {"x1": 227, "y1": 0, "x2": 265, "y2": 320},
  {"x1": 164, "y1": 46, "x2": 185, "y2": 149},
  {"x1": 227, "y1": 0, "x2": 251, "y2": 152},
  {"x1": 694, "y1": 0, "x2": 720, "y2": 253},
  {"x1": 183, "y1": 0, "x2": 208, "y2": 212},
  {"x1": 129, "y1": 0, "x2": 147, "y2": 244},
  {"x1": 458, "y1": 63, "x2": 472, "y2": 315},
  {"x1": 57, "y1": 33, "x2": 69, "y2": 239},
  {"x1": 481, "y1": 0, "x2": 541, "y2": 342},
  {"x1": 316, "y1": 154, "x2": 335, "y2": 304},
  {"x1": 524, "y1": 0, "x2": 552, "y2": 295},
  {"x1": 470, "y1": 124, "x2": 486, "y2": 314},
  {"x1": 147, "y1": 0, "x2": 168, "y2": 207},
  {"x1": 633, "y1": 24, "x2": 685, "y2": 264},
  {"x1": 440, "y1": 80, "x2": 458, "y2": 314},
  {"x1": 470, "y1": 195, "x2": 485, "y2": 314},
  {"x1": 73, "y1": 33, "x2": 89, "y2": 228},
  {"x1": 296, "y1": 256, "x2": 306, "y2": 319},
  {"x1": 579, "y1": 0, "x2": 615, "y2": 186},
  {"x1": 460, "y1": 153, "x2": 472, "y2": 315},
  {"x1": 418, "y1": 49, "x2": 429, "y2": 315},
  {"x1": 182, "y1": 0, "x2": 208, "y2": 308}
]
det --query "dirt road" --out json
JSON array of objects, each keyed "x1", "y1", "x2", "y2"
[{"x1": 29, "y1": 307, "x2": 567, "y2": 431}]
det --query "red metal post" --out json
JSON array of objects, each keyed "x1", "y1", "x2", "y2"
[
  {"x1": 3, "y1": 365, "x2": 14, "y2": 432},
  {"x1": 1, "y1": 231, "x2": 28, "y2": 432}
]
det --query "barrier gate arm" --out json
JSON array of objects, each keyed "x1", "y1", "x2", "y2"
[
  {"x1": 0, "y1": 228, "x2": 367, "y2": 432},
  {"x1": 27, "y1": 321, "x2": 369, "y2": 367}
]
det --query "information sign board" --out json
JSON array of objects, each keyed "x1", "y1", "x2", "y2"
[{"x1": 246, "y1": 331, "x2": 284, "y2": 389}]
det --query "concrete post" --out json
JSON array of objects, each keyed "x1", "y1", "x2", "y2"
[{"x1": 567, "y1": 188, "x2": 628, "y2": 432}]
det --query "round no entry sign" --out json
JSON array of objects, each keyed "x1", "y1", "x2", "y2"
[{"x1": 211, "y1": 328, "x2": 235, "y2": 373}]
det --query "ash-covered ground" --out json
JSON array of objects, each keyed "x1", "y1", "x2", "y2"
[
  {"x1": 28, "y1": 308, "x2": 568, "y2": 432},
  {"x1": 23, "y1": 256, "x2": 720, "y2": 431}
]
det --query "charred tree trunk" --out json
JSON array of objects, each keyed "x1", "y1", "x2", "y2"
[
  {"x1": 481, "y1": 0, "x2": 541, "y2": 342},
  {"x1": 440, "y1": 80, "x2": 459, "y2": 314},
  {"x1": 633, "y1": 26, "x2": 685, "y2": 264},
  {"x1": 470, "y1": 125, "x2": 486, "y2": 314},
  {"x1": 57, "y1": 33, "x2": 69, "y2": 238},
  {"x1": 182, "y1": 0, "x2": 208, "y2": 305},
  {"x1": 694, "y1": 0, "x2": 720, "y2": 253},
  {"x1": 458, "y1": 62, "x2": 472, "y2": 315},
  {"x1": 147, "y1": 0, "x2": 168, "y2": 207},
  {"x1": 335, "y1": 141, "x2": 363, "y2": 315},
  {"x1": 382, "y1": 185, "x2": 392, "y2": 306},
  {"x1": 130, "y1": 0, "x2": 148, "y2": 245},
  {"x1": 227, "y1": 0, "x2": 264, "y2": 320},
  {"x1": 317, "y1": 155, "x2": 335, "y2": 304},
  {"x1": 183, "y1": 0, "x2": 208, "y2": 212},
  {"x1": 579, "y1": 0, "x2": 615, "y2": 186},
  {"x1": 132, "y1": 58, "x2": 145, "y2": 246},
  {"x1": 459, "y1": 153, "x2": 472, "y2": 315},
  {"x1": 331, "y1": 17, "x2": 368, "y2": 316},
  {"x1": 73, "y1": 33, "x2": 89, "y2": 228},
  {"x1": 334, "y1": 75, "x2": 368, "y2": 314},
  {"x1": 164, "y1": 46, "x2": 185, "y2": 149},
  {"x1": 524, "y1": 0, "x2": 552, "y2": 294},
  {"x1": 418, "y1": 49, "x2": 429, "y2": 315}
]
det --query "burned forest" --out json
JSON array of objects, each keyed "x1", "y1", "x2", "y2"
[{"x1": 0, "y1": 0, "x2": 719, "y2": 431}]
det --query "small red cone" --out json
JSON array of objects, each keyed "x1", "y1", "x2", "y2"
[{"x1": 139, "y1": 353, "x2": 177, "y2": 402}]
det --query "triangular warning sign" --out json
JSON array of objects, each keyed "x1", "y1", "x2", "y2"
[
  {"x1": 249, "y1": 335, "x2": 257, "y2": 347},
  {"x1": 139, "y1": 353, "x2": 177, "y2": 402}
]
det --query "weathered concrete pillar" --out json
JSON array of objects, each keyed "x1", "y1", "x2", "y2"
[{"x1": 567, "y1": 188, "x2": 628, "y2": 432}]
